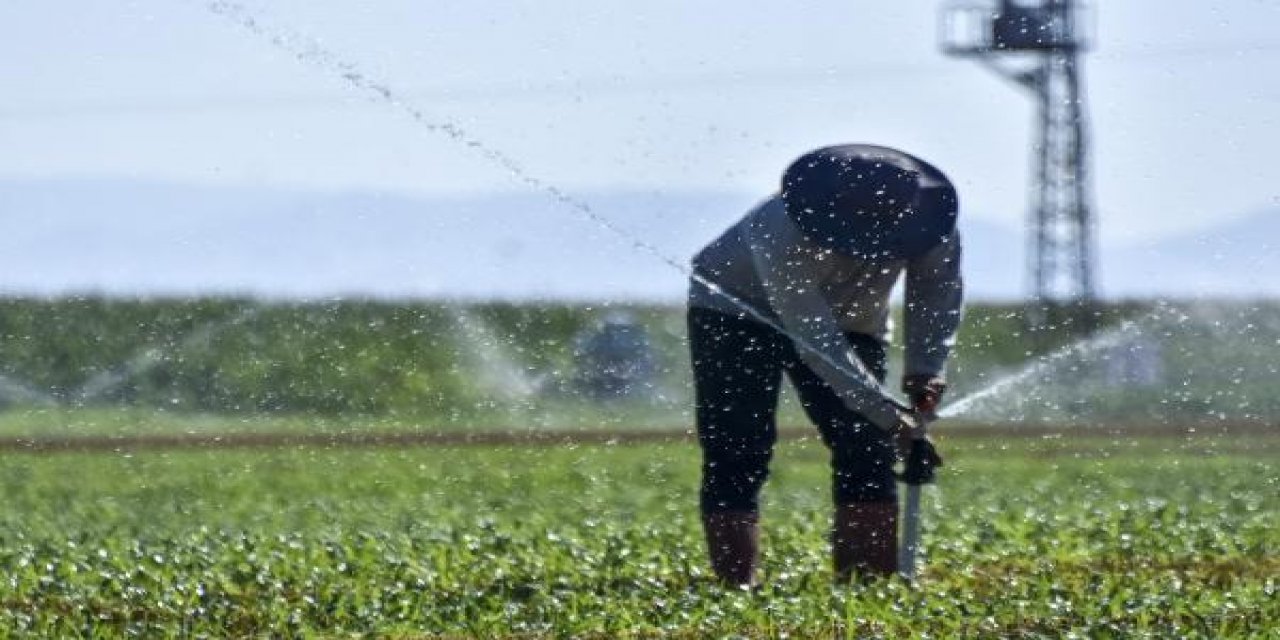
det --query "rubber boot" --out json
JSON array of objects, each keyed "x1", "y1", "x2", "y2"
[
  {"x1": 702, "y1": 510, "x2": 759, "y2": 587},
  {"x1": 832, "y1": 501, "x2": 898, "y2": 582}
]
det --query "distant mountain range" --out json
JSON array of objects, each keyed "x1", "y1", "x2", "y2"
[{"x1": 1, "y1": 178, "x2": 1275, "y2": 301}]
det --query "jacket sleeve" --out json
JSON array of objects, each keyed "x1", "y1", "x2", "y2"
[
  {"x1": 903, "y1": 230, "x2": 964, "y2": 378},
  {"x1": 745, "y1": 212, "x2": 903, "y2": 430}
]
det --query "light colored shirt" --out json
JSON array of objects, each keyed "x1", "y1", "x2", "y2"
[{"x1": 689, "y1": 195, "x2": 964, "y2": 429}]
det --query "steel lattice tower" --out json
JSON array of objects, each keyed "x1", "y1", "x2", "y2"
[{"x1": 941, "y1": 0, "x2": 1097, "y2": 325}]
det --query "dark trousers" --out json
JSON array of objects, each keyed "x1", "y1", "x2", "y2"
[{"x1": 689, "y1": 308, "x2": 897, "y2": 514}]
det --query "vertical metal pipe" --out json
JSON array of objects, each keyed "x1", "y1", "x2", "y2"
[{"x1": 898, "y1": 484, "x2": 923, "y2": 580}]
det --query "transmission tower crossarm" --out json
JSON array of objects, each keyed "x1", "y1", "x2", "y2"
[{"x1": 974, "y1": 56, "x2": 1043, "y2": 92}]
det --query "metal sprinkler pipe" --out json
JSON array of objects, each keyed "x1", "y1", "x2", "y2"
[{"x1": 898, "y1": 412, "x2": 937, "y2": 581}]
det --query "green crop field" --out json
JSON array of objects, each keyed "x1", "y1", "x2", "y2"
[
  {"x1": 1, "y1": 431, "x2": 1275, "y2": 638},
  {"x1": 1, "y1": 297, "x2": 1277, "y2": 637}
]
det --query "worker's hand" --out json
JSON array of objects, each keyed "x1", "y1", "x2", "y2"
[
  {"x1": 898, "y1": 436, "x2": 944, "y2": 485},
  {"x1": 902, "y1": 375, "x2": 947, "y2": 418},
  {"x1": 891, "y1": 409, "x2": 923, "y2": 459}
]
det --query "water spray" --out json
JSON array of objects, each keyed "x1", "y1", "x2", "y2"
[
  {"x1": 444, "y1": 305, "x2": 539, "y2": 401},
  {"x1": 0, "y1": 374, "x2": 58, "y2": 407},
  {"x1": 75, "y1": 305, "x2": 262, "y2": 404},
  {"x1": 940, "y1": 320, "x2": 1141, "y2": 418},
  {"x1": 199, "y1": 1, "x2": 904, "y2": 416},
  {"x1": 940, "y1": 302, "x2": 1175, "y2": 419}
]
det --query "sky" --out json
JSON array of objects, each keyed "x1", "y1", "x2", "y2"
[{"x1": 2, "y1": 1, "x2": 1278, "y2": 255}]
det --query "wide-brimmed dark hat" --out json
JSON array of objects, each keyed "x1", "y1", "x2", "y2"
[{"x1": 781, "y1": 144, "x2": 957, "y2": 259}]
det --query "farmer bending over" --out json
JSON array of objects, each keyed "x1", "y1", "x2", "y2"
[{"x1": 687, "y1": 143, "x2": 962, "y2": 586}]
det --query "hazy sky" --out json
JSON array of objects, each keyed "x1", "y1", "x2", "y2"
[{"x1": 3, "y1": 1, "x2": 1278, "y2": 247}]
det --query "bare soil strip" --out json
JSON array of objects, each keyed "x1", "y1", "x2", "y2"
[{"x1": 0, "y1": 422, "x2": 1274, "y2": 454}]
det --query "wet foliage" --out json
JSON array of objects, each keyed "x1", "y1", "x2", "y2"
[{"x1": 0, "y1": 435, "x2": 1273, "y2": 637}]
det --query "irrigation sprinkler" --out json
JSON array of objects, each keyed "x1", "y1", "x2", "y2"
[
  {"x1": 899, "y1": 482, "x2": 924, "y2": 581},
  {"x1": 898, "y1": 412, "x2": 939, "y2": 581}
]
